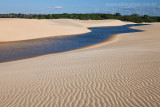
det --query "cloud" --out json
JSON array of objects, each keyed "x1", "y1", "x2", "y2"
[{"x1": 54, "y1": 6, "x2": 63, "y2": 9}]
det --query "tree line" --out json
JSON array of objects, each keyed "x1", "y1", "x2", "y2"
[{"x1": 0, "y1": 13, "x2": 160, "y2": 23}]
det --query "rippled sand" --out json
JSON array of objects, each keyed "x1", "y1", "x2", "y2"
[{"x1": 0, "y1": 23, "x2": 160, "y2": 107}]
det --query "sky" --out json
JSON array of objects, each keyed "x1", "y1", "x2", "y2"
[{"x1": 0, "y1": 0, "x2": 160, "y2": 16}]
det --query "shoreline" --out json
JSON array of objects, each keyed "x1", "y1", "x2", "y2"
[{"x1": 0, "y1": 24, "x2": 145, "y2": 63}]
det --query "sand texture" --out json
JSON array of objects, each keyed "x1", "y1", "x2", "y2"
[{"x1": 0, "y1": 21, "x2": 160, "y2": 107}]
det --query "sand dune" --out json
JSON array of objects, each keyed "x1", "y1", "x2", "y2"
[
  {"x1": 0, "y1": 19, "x2": 130, "y2": 42},
  {"x1": 0, "y1": 22, "x2": 160, "y2": 107}
]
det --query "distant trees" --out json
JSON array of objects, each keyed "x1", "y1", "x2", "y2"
[
  {"x1": 115, "y1": 13, "x2": 121, "y2": 16},
  {"x1": 0, "y1": 13, "x2": 159, "y2": 23}
]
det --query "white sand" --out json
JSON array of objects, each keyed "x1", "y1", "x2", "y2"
[
  {"x1": 0, "y1": 20, "x2": 160, "y2": 106},
  {"x1": 0, "y1": 19, "x2": 130, "y2": 42}
]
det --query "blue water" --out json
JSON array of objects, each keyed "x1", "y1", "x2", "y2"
[{"x1": 0, "y1": 24, "x2": 147, "y2": 63}]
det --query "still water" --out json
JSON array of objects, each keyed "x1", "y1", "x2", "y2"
[{"x1": 0, "y1": 24, "x2": 147, "y2": 63}]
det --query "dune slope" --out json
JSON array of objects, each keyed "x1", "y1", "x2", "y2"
[
  {"x1": 0, "y1": 23, "x2": 160, "y2": 107},
  {"x1": 0, "y1": 19, "x2": 128, "y2": 42}
]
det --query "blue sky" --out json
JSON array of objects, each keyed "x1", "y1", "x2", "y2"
[{"x1": 0, "y1": 0, "x2": 160, "y2": 16}]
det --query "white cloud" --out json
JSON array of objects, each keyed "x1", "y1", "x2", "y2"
[{"x1": 54, "y1": 6, "x2": 63, "y2": 9}]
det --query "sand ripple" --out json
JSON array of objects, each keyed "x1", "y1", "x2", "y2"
[{"x1": 0, "y1": 23, "x2": 160, "y2": 107}]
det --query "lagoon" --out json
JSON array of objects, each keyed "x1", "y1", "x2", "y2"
[{"x1": 0, "y1": 24, "x2": 146, "y2": 63}]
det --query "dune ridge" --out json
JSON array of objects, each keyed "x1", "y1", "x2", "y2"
[{"x1": 0, "y1": 22, "x2": 160, "y2": 107}]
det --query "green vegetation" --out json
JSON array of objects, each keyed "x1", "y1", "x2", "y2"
[{"x1": 0, "y1": 13, "x2": 160, "y2": 23}]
